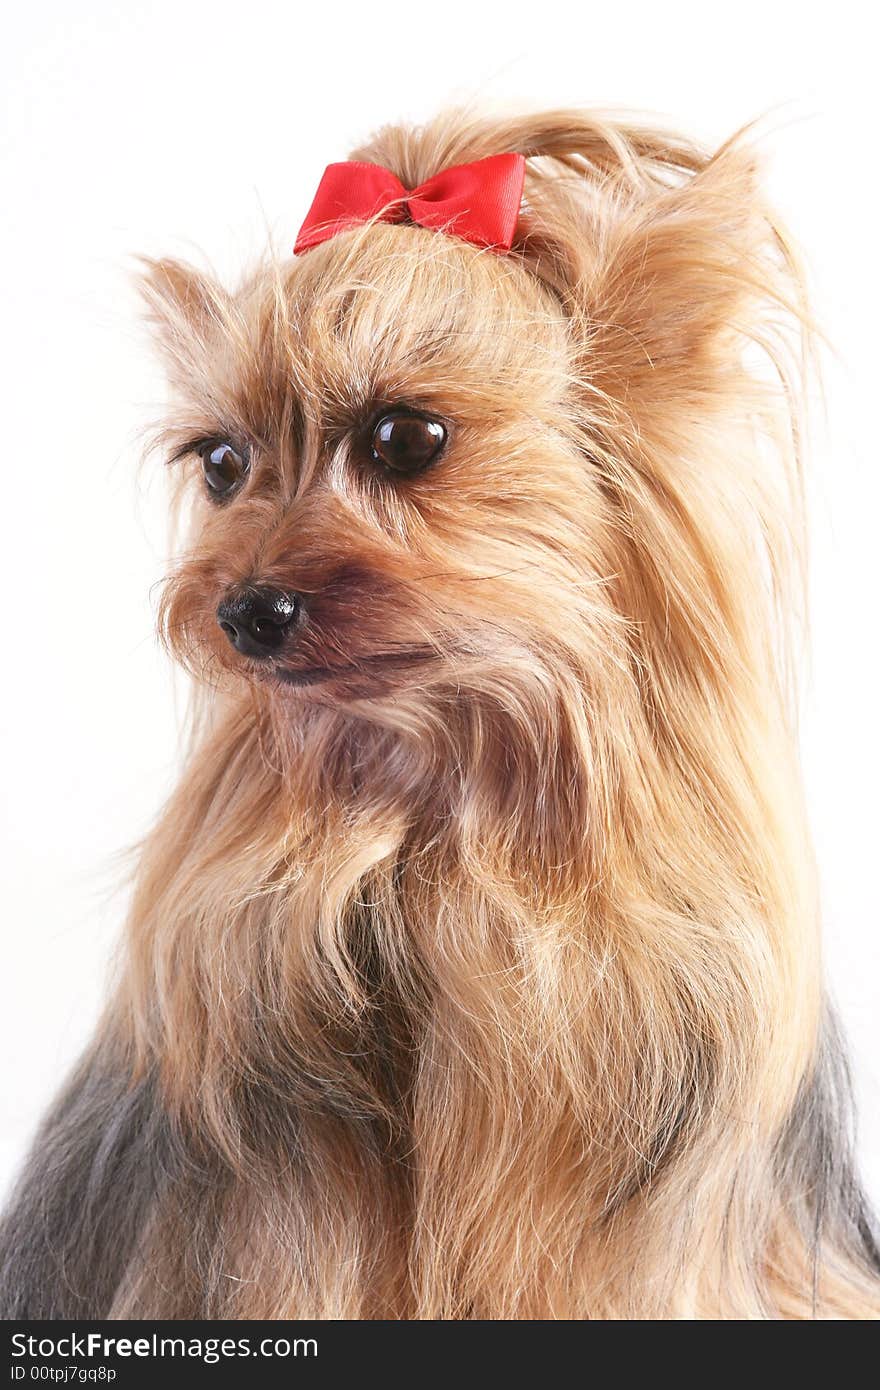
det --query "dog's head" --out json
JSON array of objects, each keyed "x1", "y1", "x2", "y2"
[
  {"x1": 149, "y1": 222, "x2": 594, "y2": 704},
  {"x1": 144, "y1": 109, "x2": 804, "y2": 816}
]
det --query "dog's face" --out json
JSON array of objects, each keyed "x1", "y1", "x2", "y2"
[{"x1": 151, "y1": 225, "x2": 618, "y2": 723}]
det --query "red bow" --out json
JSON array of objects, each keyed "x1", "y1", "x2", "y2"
[{"x1": 294, "y1": 153, "x2": 526, "y2": 255}]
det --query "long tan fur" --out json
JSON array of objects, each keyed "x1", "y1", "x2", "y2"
[{"x1": 2, "y1": 107, "x2": 878, "y2": 1320}]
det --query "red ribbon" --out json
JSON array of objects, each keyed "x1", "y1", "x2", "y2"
[{"x1": 294, "y1": 153, "x2": 526, "y2": 255}]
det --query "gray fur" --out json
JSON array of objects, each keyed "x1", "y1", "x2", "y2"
[
  {"x1": 0, "y1": 1037, "x2": 177, "y2": 1318},
  {"x1": 775, "y1": 1006, "x2": 880, "y2": 1307}
]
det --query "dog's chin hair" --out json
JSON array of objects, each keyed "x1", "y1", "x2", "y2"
[{"x1": 2, "y1": 105, "x2": 879, "y2": 1321}]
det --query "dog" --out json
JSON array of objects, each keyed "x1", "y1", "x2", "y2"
[{"x1": 1, "y1": 106, "x2": 878, "y2": 1319}]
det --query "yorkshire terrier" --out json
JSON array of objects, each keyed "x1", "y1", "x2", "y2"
[{"x1": 1, "y1": 107, "x2": 878, "y2": 1319}]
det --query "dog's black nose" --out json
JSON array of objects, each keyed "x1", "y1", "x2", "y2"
[{"x1": 217, "y1": 587, "x2": 300, "y2": 658}]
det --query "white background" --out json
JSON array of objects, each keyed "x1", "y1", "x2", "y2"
[{"x1": 1, "y1": 1, "x2": 877, "y2": 1208}]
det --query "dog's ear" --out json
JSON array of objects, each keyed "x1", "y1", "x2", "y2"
[
  {"x1": 560, "y1": 150, "x2": 802, "y2": 435},
  {"x1": 138, "y1": 257, "x2": 234, "y2": 389}
]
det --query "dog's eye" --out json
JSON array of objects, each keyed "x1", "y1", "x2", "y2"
[
  {"x1": 370, "y1": 411, "x2": 446, "y2": 474},
  {"x1": 198, "y1": 440, "x2": 250, "y2": 498}
]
